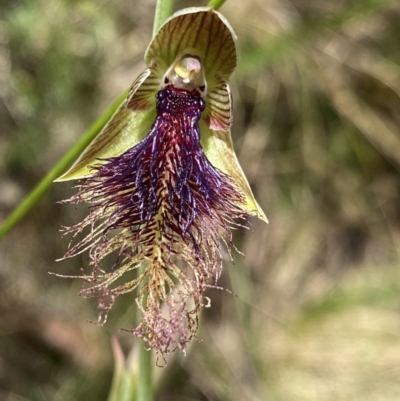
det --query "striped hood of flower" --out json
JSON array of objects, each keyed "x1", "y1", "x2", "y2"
[{"x1": 57, "y1": 7, "x2": 267, "y2": 358}]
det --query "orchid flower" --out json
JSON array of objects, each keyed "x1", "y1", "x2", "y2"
[{"x1": 57, "y1": 7, "x2": 267, "y2": 358}]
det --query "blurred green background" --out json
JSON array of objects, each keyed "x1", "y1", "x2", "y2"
[{"x1": 1, "y1": 0, "x2": 400, "y2": 400}]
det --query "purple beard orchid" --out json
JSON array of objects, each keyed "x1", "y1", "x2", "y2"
[{"x1": 57, "y1": 7, "x2": 267, "y2": 359}]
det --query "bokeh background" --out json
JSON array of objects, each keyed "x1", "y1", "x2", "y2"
[{"x1": 1, "y1": 0, "x2": 400, "y2": 399}]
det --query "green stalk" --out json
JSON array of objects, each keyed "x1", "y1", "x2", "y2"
[
  {"x1": 152, "y1": 0, "x2": 175, "y2": 38},
  {"x1": 137, "y1": 335, "x2": 153, "y2": 401},
  {"x1": 207, "y1": 0, "x2": 227, "y2": 9}
]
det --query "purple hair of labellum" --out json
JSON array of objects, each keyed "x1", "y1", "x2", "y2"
[{"x1": 60, "y1": 85, "x2": 248, "y2": 357}]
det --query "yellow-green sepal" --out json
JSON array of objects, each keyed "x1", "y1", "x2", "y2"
[
  {"x1": 55, "y1": 105, "x2": 156, "y2": 182},
  {"x1": 55, "y1": 69, "x2": 158, "y2": 182},
  {"x1": 200, "y1": 120, "x2": 268, "y2": 223},
  {"x1": 146, "y1": 7, "x2": 237, "y2": 87}
]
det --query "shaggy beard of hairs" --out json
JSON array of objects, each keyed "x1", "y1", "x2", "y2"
[{"x1": 61, "y1": 86, "x2": 247, "y2": 359}]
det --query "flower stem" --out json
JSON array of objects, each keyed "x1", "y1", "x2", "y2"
[
  {"x1": 137, "y1": 338, "x2": 153, "y2": 401},
  {"x1": 207, "y1": 0, "x2": 227, "y2": 10},
  {"x1": 152, "y1": 0, "x2": 175, "y2": 38}
]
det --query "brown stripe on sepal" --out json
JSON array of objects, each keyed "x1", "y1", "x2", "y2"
[{"x1": 205, "y1": 76, "x2": 232, "y2": 131}]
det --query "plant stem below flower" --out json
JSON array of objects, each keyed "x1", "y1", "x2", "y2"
[{"x1": 137, "y1": 338, "x2": 153, "y2": 401}]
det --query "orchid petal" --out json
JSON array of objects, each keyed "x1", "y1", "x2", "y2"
[{"x1": 204, "y1": 76, "x2": 232, "y2": 131}]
